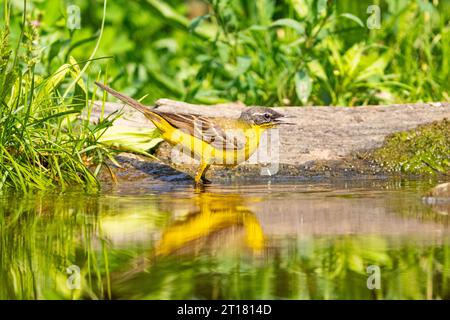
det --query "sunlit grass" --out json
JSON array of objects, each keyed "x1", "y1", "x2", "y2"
[{"x1": 0, "y1": 0, "x2": 116, "y2": 192}]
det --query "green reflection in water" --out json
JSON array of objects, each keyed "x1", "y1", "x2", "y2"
[{"x1": 0, "y1": 183, "x2": 449, "y2": 299}]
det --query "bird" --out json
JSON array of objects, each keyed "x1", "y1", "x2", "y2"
[
  {"x1": 95, "y1": 82, "x2": 292, "y2": 186},
  {"x1": 155, "y1": 192, "x2": 265, "y2": 256}
]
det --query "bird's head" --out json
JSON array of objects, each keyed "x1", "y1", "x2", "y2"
[{"x1": 239, "y1": 107, "x2": 293, "y2": 128}]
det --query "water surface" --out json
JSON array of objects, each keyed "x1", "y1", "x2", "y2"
[{"x1": 1, "y1": 180, "x2": 449, "y2": 299}]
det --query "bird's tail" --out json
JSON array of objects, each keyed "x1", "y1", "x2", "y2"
[{"x1": 95, "y1": 81, "x2": 157, "y2": 119}]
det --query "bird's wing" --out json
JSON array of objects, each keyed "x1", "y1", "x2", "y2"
[{"x1": 153, "y1": 111, "x2": 246, "y2": 150}]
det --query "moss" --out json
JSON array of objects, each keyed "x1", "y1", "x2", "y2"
[{"x1": 372, "y1": 119, "x2": 450, "y2": 175}]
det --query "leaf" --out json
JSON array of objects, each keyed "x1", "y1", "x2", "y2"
[
  {"x1": 236, "y1": 56, "x2": 252, "y2": 75},
  {"x1": 146, "y1": 68, "x2": 184, "y2": 97},
  {"x1": 295, "y1": 70, "x2": 312, "y2": 103},
  {"x1": 342, "y1": 44, "x2": 364, "y2": 77},
  {"x1": 48, "y1": 39, "x2": 70, "y2": 65},
  {"x1": 35, "y1": 63, "x2": 71, "y2": 105},
  {"x1": 317, "y1": 0, "x2": 328, "y2": 16},
  {"x1": 144, "y1": 0, "x2": 214, "y2": 40},
  {"x1": 270, "y1": 18, "x2": 305, "y2": 34},
  {"x1": 154, "y1": 38, "x2": 178, "y2": 53},
  {"x1": 355, "y1": 54, "x2": 389, "y2": 82},
  {"x1": 68, "y1": 56, "x2": 87, "y2": 94},
  {"x1": 289, "y1": 0, "x2": 309, "y2": 18},
  {"x1": 326, "y1": 38, "x2": 344, "y2": 72},
  {"x1": 189, "y1": 14, "x2": 211, "y2": 32},
  {"x1": 217, "y1": 42, "x2": 230, "y2": 63},
  {"x1": 307, "y1": 60, "x2": 327, "y2": 81},
  {"x1": 255, "y1": 0, "x2": 275, "y2": 25},
  {"x1": 348, "y1": 254, "x2": 365, "y2": 274},
  {"x1": 247, "y1": 25, "x2": 268, "y2": 32},
  {"x1": 99, "y1": 126, "x2": 164, "y2": 153},
  {"x1": 340, "y1": 13, "x2": 365, "y2": 28}
]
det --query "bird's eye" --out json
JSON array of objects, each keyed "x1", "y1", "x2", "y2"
[{"x1": 264, "y1": 113, "x2": 271, "y2": 119}]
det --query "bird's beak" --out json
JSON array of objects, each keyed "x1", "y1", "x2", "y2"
[{"x1": 274, "y1": 114, "x2": 295, "y2": 125}]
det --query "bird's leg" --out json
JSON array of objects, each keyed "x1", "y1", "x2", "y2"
[
  {"x1": 194, "y1": 162, "x2": 211, "y2": 185},
  {"x1": 201, "y1": 164, "x2": 211, "y2": 184}
]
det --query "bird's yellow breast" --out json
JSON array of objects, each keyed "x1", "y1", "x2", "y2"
[
  {"x1": 145, "y1": 112, "x2": 265, "y2": 166},
  {"x1": 162, "y1": 125, "x2": 264, "y2": 166}
]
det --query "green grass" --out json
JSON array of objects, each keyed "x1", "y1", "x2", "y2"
[{"x1": 0, "y1": 0, "x2": 117, "y2": 192}]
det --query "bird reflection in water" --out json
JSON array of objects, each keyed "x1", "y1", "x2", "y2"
[
  {"x1": 155, "y1": 192, "x2": 265, "y2": 256},
  {"x1": 114, "y1": 192, "x2": 265, "y2": 284}
]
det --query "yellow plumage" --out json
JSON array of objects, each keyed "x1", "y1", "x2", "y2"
[{"x1": 95, "y1": 82, "x2": 289, "y2": 185}]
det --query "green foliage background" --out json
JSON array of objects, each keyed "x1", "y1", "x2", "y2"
[{"x1": 3, "y1": 0, "x2": 450, "y2": 107}]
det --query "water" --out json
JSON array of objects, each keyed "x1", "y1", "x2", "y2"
[{"x1": 0, "y1": 179, "x2": 449, "y2": 300}]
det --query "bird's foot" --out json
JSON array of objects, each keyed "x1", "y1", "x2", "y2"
[
  {"x1": 194, "y1": 181, "x2": 205, "y2": 192},
  {"x1": 201, "y1": 178, "x2": 212, "y2": 185},
  {"x1": 193, "y1": 178, "x2": 211, "y2": 191}
]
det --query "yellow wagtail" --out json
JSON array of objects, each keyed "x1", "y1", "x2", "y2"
[{"x1": 95, "y1": 82, "x2": 292, "y2": 185}]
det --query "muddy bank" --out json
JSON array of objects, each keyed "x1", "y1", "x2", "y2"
[{"x1": 92, "y1": 100, "x2": 450, "y2": 182}]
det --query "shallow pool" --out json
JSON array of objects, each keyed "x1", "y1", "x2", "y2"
[{"x1": 1, "y1": 179, "x2": 449, "y2": 299}]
